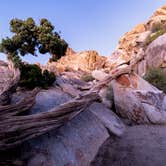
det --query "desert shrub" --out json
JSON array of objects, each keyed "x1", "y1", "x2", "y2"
[
  {"x1": 81, "y1": 74, "x2": 95, "y2": 82},
  {"x1": 19, "y1": 64, "x2": 55, "y2": 89},
  {"x1": 145, "y1": 29, "x2": 166, "y2": 46},
  {"x1": 144, "y1": 67, "x2": 166, "y2": 92},
  {"x1": 42, "y1": 69, "x2": 56, "y2": 88},
  {"x1": 106, "y1": 85, "x2": 114, "y2": 101},
  {"x1": 151, "y1": 22, "x2": 164, "y2": 32}
]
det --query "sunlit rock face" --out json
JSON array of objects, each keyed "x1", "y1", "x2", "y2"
[
  {"x1": 105, "y1": 5, "x2": 166, "y2": 75},
  {"x1": 46, "y1": 50, "x2": 106, "y2": 74},
  {"x1": 147, "y1": 5, "x2": 166, "y2": 30},
  {"x1": 47, "y1": 5, "x2": 166, "y2": 76}
]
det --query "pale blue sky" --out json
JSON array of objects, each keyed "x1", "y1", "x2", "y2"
[{"x1": 0, "y1": 0, "x2": 166, "y2": 64}]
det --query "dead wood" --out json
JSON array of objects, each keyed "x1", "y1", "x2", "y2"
[
  {"x1": 0, "y1": 50, "x2": 145, "y2": 151},
  {"x1": 0, "y1": 88, "x2": 40, "y2": 119},
  {"x1": 0, "y1": 91, "x2": 100, "y2": 150}
]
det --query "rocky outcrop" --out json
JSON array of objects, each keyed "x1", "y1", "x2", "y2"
[
  {"x1": 145, "y1": 33, "x2": 166, "y2": 69},
  {"x1": 105, "y1": 5, "x2": 166, "y2": 76},
  {"x1": 47, "y1": 50, "x2": 106, "y2": 74},
  {"x1": 65, "y1": 47, "x2": 76, "y2": 55},
  {"x1": 19, "y1": 88, "x2": 125, "y2": 166},
  {"x1": 0, "y1": 60, "x2": 20, "y2": 105},
  {"x1": 111, "y1": 73, "x2": 166, "y2": 124},
  {"x1": 147, "y1": 5, "x2": 166, "y2": 31},
  {"x1": 92, "y1": 70, "x2": 108, "y2": 81}
]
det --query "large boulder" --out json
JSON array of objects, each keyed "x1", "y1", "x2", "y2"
[
  {"x1": 20, "y1": 88, "x2": 125, "y2": 166},
  {"x1": 111, "y1": 73, "x2": 166, "y2": 124},
  {"x1": 145, "y1": 33, "x2": 166, "y2": 69}
]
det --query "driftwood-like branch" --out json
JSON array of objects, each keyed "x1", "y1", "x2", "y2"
[
  {"x1": 0, "y1": 88, "x2": 40, "y2": 119},
  {"x1": 0, "y1": 50, "x2": 145, "y2": 151},
  {"x1": 0, "y1": 92, "x2": 100, "y2": 150}
]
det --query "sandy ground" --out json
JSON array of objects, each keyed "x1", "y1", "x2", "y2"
[{"x1": 91, "y1": 124, "x2": 166, "y2": 166}]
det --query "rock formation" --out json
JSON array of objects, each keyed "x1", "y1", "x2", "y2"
[
  {"x1": 1, "y1": 4, "x2": 166, "y2": 166},
  {"x1": 46, "y1": 50, "x2": 106, "y2": 74},
  {"x1": 111, "y1": 73, "x2": 166, "y2": 124},
  {"x1": 105, "y1": 5, "x2": 166, "y2": 76},
  {"x1": 0, "y1": 60, "x2": 20, "y2": 105}
]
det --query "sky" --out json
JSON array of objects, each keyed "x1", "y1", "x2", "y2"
[{"x1": 0, "y1": 0, "x2": 166, "y2": 64}]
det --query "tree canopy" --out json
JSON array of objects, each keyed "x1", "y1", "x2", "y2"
[{"x1": 0, "y1": 17, "x2": 68, "y2": 67}]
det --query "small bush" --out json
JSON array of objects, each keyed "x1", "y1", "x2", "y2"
[
  {"x1": 144, "y1": 67, "x2": 166, "y2": 93},
  {"x1": 81, "y1": 74, "x2": 95, "y2": 82},
  {"x1": 151, "y1": 21, "x2": 166, "y2": 33},
  {"x1": 145, "y1": 29, "x2": 166, "y2": 46},
  {"x1": 106, "y1": 85, "x2": 114, "y2": 101},
  {"x1": 19, "y1": 64, "x2": 55, "y2": 89}
]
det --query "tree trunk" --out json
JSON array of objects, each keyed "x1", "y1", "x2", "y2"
[{"x1": 0, "y1": 50, "x2": 145, "y2": 151}]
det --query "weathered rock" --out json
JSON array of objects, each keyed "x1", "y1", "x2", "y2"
[
  {"x1": 46, "y1": 50, "x2": 106, "y2": 74},
  {"x1": 111, "y1": 73, "x2": 166, "y2": 124},
  {"x1": 89, "y1": 103, "x2": 125, "y2": 137},
  {"x1": 65, "y1": 47, "x2": 76, "y2": 55},
  {"x1": 99, "y1": 87, "x2": 112, "y2": 108},
  {"x1": 91, "y1": 125, "x2": 166, "y2": 166},
  {"x1": 20, "y1": 88, "x2": 125, "y2": 166},
  {"x1": 145, "y1": 33, "x2": 166, "y2": 69},
  {"x1": 105, "y1": 5, "x2": 166, "y2": 75},
  {"x1": 56, "y1": 76, "x2": 81, "y2": 97},
  {"x1": 22, "y1": 109, "x2": 110, "y2": 166},
  {"x1": 135, "y1": 31, "x2": 151, "y2": 44},
  {"x1": 92, "y1": 70, "x2": 108, "y2": 81},
  {"x1": 0, "y1": 60, "x2": 20, "y2": 105},
  {"x1": 147, "y1": 5, "x2": 166, "y2": 31},
  {"x1": 30, "y1": 87, "x2": 72, "y2": 114}
]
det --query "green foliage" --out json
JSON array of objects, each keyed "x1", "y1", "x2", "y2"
[
  {"x1": 145, "y1": 29, "x2": 166, "y2": 46},
  {"x1": 144, "y1": 67, "x2": 166, "y2": 93},
  {"x1": 106, "y1": 85, "x2": 114, "y2": 101},
  {"x1": 81, "y1": 74, "x2": 95, "y2": 82},
  {"x1": 19, "y1": 64, "x2": 55, "y2": 89},
  {"x1": 151, "y1": 21, "x2": 166, "y2": 33},
  {"x1": 0, "y1": 17, "x2": 68, "y2": 66}
]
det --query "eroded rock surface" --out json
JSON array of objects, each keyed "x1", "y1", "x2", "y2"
[
  {"x1": 91, "y1": 125, "x2": 166, "y2": 166},
  {"x1": 145, "y1": 33, "x2": 166, "y2": 69},
  {"x1": 105, "y1": 5, "x2": 166, "y2": 76},
  {"x1": 111, "y1": 73, "x2": 166, "y2": 124},
  {"x1": 46, "y1": 50, "x2": 106, "y2": 74},
  {"x1": 0, "y1": 60, "x2": 20, "y2": 105}
]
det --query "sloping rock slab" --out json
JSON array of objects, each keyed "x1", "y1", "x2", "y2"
[
  {"x1": 30, "y1": 87, "x2": 72, "y2": 114},
  {"x1": 89, "y1": 103, "x2": 125, "y2": 137},
  {"x1": 21, "y1": 109, "x2": 109, "y2": 166},
  {"x1": 20, "y1": 89, "x2": 125, "y2": 166}
]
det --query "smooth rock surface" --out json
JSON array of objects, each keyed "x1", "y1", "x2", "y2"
[
  {"x1": 145, "y1": 33, "x2": 166, "y2": 69},
  {"x1": 91, "y1": 125, "x2": 166, "y2": 166},
  {"x1": 20, "y1": 88, "x2": 125, "y2": 166},
  {"x1": 89, "y1": 103, "x2": 126, "y2": 137}
]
